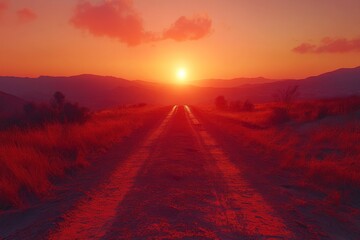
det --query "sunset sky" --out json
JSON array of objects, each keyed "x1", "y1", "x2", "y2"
[{"x1": 1, "y1": 0, "x2": 360, "y2": 83}]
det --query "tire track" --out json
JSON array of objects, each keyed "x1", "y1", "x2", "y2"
[{"x1": 184, "y1": 105, "x2": 294, "y2": 239}]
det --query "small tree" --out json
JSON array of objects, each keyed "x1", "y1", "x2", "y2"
[
  {"x1": 273, "y1": 85, "x2": 299, "y2": 109},
  {"x1": 243, "y1": 100, "x2": 255, "y2": 112},
  {"x1": 51, "y1": 91, "x2": 65, "y2": 109},
  {"x1": 50, "y1": 91, "x2": 90, "y2": 124},
  {"x1": 215, "y1": 95, "x2": 228, "y2": 110},
  {"x1": 63, "y1": 102, "x2": 89, "y2": 124}
]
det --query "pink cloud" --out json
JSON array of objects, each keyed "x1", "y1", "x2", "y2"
[
  {"x1": 17, "y1": 8, "x2": 37, "y2": 23},
  {"x1": 0, "y1": 0, "x2": 8, "y2": 18},
  {"x1": 70, "y1": 0, "x2": 153, "y2": 46},
  {"x1": 70, "y1": 0, "x2": 212, "y2": 46},
  {"x1": 163, "y1": 15, "x2": 212, "y2": 41},
  {"x1": 293, "y1": 37, "x2": 360, "y2": 54}
]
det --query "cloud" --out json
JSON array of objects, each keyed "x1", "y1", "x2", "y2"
[
  {"x1": 0, "y1": 0, "x2": 8, "y2": 18},
  {"x1": 70, "y1": 0, "x2": 212, "y2": 46},
  {"x1": 293, "y1": 37, "x2": 360, "y2": 54},
  {"x1": 17, "y1": 8, "x2": 37, "y2": 23},
  {"x1": 70, "y1": 0, "x2": 153, "y2": 46},
  {"x1": 163, "y1": 15, "x2": 212, "y2": 41}
]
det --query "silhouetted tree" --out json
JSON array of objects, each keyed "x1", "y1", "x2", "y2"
[
  {"x1": 273, "y1": 85, "x2": 299, "y2": 109},
  {"x1": 52, "y1": 91, "x2": 65, "y2": 110},
  {"x1": 1, "y1": 91, "x2": 92, "y2": 130},
  {"x1": 243, "y1": 100, "x2": 255, "y2": 112},
  {"x1": 228, "y1": 100, "x2": 254, "y2": 112},
  {"x1": 49, "y1": 91, "x2": 89, "y2": 123},
  {"x1": 215, "y1": 96, "x2": 228, "y2": 110}
]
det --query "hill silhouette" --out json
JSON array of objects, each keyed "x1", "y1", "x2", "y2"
[
  {"x1": 0, "y1": 66, "x2": 359, "y2": 108},
  {"x1": 227, "y1": 66, "x2": 360, "y2": 101},
  {"x1": 193, "y1": 77, "x2": 280, "y2": 88},
  {"x1": 0, "y1": 91, "x2": 27, "y2": 118}
]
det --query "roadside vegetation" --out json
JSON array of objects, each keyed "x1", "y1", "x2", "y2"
[
  {"x1": 206, "y1": 93, "x2": 360, "y2": 204},
  {"x1": 0, "y1": 91, "x2": 90, "y2": 130},
  {"x1": 0, "y1": 92, "x2": 162, "y2": 209},
  {"x1": 215, "y1": 95, "x2": 255, "y2": 112}
]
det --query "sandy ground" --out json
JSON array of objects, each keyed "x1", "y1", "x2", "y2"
[{"x1": 1, "y1": 105, "x2": 356, "y2": 239}]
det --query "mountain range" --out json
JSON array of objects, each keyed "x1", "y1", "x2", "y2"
[
  {"x1": 193, "y1": 77, "x2": 281, "y2": 88},
  {"x1": 0, "y1": 66, "x2": 359, "y2": 110}
]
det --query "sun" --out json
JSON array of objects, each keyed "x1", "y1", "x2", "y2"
[{"x1": 176, "y1": 68, "x2": 187, "y2": 83}]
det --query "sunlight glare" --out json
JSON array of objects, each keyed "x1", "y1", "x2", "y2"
[{"x1": 176, "y1": 68, "x2": 187, "y2": 83}]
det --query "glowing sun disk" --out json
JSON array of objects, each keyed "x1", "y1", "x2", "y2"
[{"x1": 176, "y1": 68, "x2": 187, "y2": 83}]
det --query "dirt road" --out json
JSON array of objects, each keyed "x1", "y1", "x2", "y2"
[{"x1": 2, "y1": 106, "x2": 302, "y2": 239}]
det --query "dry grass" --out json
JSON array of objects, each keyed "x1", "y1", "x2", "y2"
[
  {"x1": 0, "y1": 106, "x2": 162, "y2": 209},
  {"x1": 199, "y1": 97, "x2": 360, "y2": 199}
]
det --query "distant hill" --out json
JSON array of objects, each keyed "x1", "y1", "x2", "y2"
[
  {"x1": 0, "y1": 91, "x2": 27, "y2": 118},
  {"x1": 193, "y1": 77, "x2": 279, "y2": 88},
  {"x1": 0, "y1": 66, "x2": 359, "y2": 108},
  {"x1": 223, "y1": 66, "x2": 360, "y2": 102},
  {"x1": 0, "y1": 74, "x2": 137, "y2": 109}
]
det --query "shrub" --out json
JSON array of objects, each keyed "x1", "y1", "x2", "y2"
[
  {"x1": 229, "y1": 101, "x2": 242, "y2": 111},
  {"x1": 229, "y1": 100, "x2": 255, "y2": 112},
  {"x1": 273, "y1": 85, "x2": 299, "y2": 109},
  {"x1": 129, "y1": 103, "x2": 147, "y2": 108},
  {"x1": 62, "y1": 102, "x2": 90, "y2": 124},
  {"x1": 243, "y1": 100, "x2": 255, "y2": 112},
  {"x1": 215, "y1": 96, "x2": 228, "y2": 110},
  {"x1": 316, "y1": 105, "x2": 329, "y2": 119},
  {"x1": 136, "y1": 103, "x2": 147, "y2": 108},
  {"x1": 337, "y1": 96, "x2": 360, "y2": 114},
  {"x1": 0, "y1": 92, "x2": 90, "y2": 130},
  {"x1": 268, "y1": 107, "x2": 291, "y2": 125}
]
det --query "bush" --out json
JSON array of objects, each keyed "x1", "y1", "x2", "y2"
[
  {"x1": 229, "y1": 100, "x2": 254, "y2": 112},
  {"x1": 316, "y1": 105, "x2": 329, "y2": 119},
  {"x1": 268, "y1": 107, "x2": 291, "y2": 125},
  {"x1": 129, "y1": 103, "x2": 147, "y2": 108},
  {"x1": 62, "y1": 102, "x2": 90, "y2": 124},
  {"x1": 0, "y1": 92, "x2": 90, "y2": 130},
  {"x1": 273, "y1": 86, "x2": 299, "y2": 109},
  {"x1": 215, "y1": 96, "x2": 228, "y2": 110},
  {"x1": 229, "y1": 100, "x2": 242, "y2": 111},
  {"x1": 136, "y1": 103, "x2": 147, "y2": 108},
  {"x1": 243, "y1": 100, "x2": 255, "y2": 112},
  {"x1": 337, "y1": 96, "x2": 360, "y2": 114}
]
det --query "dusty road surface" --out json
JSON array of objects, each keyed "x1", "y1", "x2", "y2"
[{"x1": 2, "y1": 105, "x2": 326, "y2": 239}]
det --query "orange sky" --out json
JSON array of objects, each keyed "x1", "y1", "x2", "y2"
[{"x1": 1, "y1": 0, "x2": 360, "y2": 83}]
